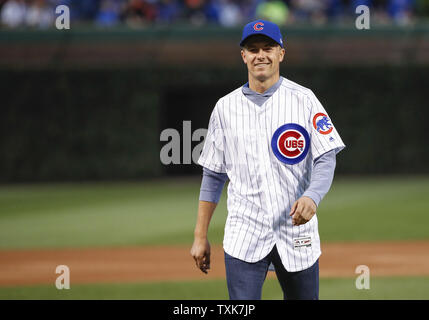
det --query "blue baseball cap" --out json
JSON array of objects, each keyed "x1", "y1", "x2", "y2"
[{"x1": 240, "y1": 20, "x2": 284, "y2": 48}]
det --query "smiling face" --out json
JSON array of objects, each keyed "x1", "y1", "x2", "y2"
[{"x1": 241, "y1": 35, "x2": 285, "y2": 84}]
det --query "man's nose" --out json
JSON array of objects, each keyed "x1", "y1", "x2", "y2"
[{"x1": 256, "y1": 49, "x2": 265, "y2": 59}]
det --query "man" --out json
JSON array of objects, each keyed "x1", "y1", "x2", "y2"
[{"x1": 190, "y1": 19, "x2": 345, "y2": 300}]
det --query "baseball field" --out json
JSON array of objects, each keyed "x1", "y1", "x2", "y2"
[{"x1": 1, "y1": 175, "x2": 428, "y2": 300}]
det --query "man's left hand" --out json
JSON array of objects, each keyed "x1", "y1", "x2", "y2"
[{"x1": 289, "y1": 196, "x2": 317, "y2": 226}]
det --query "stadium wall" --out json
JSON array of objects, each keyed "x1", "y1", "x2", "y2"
[{"x1": 1, "y1": 26, "x2": 428, "y2": 181}]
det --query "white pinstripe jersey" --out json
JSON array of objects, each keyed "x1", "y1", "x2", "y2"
[{"x1": 198, "y1": 76, "x2": 345, "y2": 272}]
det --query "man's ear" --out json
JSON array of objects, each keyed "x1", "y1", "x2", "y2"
[
  {"x1": 241, "y1": 49, "x2": 247, "y2": 64},
  {"x1": 279, "y1": 48, "x2": 285, "y2": 63}
]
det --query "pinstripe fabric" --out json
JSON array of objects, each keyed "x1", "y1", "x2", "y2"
[{"x1": 198, "y1": 76, "x2": 345, "y2": 272}]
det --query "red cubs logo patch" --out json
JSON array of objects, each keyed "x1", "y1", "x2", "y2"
[
  {"x1": 253, "y1": 22, "x2": 264, "y2": 31},
  {"x1": 271, "y1": 123, "x2": 310, "y2": 165},
  {"x1": 313, "y1": 112, "x2": 333, "y2": 135}
]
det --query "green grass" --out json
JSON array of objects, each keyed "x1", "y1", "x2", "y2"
[
  {"x1": 0, "y1": 178, "x2": 213, "y2": 249},
  {"x1": 0, "y1": 176, "x2": 428, "y2": 249},
  {"x1": 0, "y1": 277, "x2": 428, "y2": 300},
  {"x1": 319, "y1": 175, "x2": 429, "y2": 241}
]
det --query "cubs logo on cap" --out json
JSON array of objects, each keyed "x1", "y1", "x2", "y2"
[
  {"x1": 313, "y1": 113, "x2": 333, "y2": 135},
  {"x1": 253, "y1": 22, "x2": 264, "y2": 31},
  {"x1": 271, "y1": 123, "x2": 310, "y2": 165},
  {"x1": 240, "y1": 19, "x2": 284, "y2": 48}
]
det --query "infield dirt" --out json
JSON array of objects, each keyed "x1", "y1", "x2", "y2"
[{"x1": 1, "y1": 241, "x2": 428, "y2": 287}]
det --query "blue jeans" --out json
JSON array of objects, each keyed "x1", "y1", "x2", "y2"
[{"x1": 224, "y1": 246, "x2": 319, "y2": 300}]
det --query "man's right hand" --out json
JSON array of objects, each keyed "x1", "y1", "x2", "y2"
[{"x1": 190, "y1": 237, "x2": 211, "y2": 274}]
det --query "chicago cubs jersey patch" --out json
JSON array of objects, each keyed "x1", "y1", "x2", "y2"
[
  {"x1": 313, "y1": 112, "x2": 333, "y2": 135},
  {"x1": 271, "y1": 123, "x2": 310, "y2": 165}
]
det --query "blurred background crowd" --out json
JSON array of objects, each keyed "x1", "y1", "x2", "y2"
[{"x1": 0, "y1": 0, "x2": 428, "y2": 29}]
